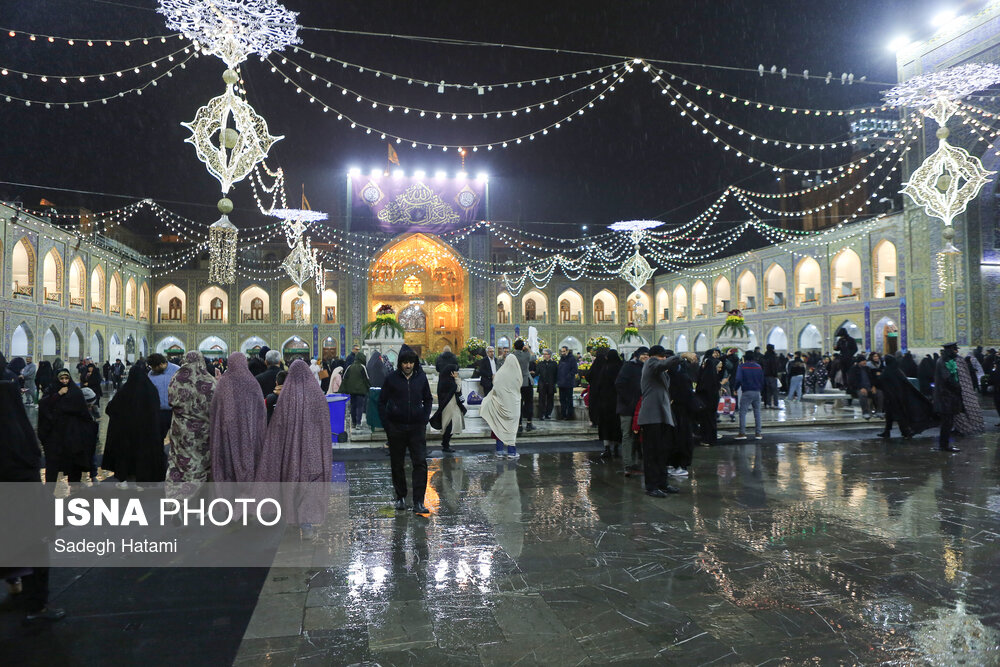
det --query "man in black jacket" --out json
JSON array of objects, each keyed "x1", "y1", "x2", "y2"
[
  {"x1": 614, "y1": 347, "x2": 647, "y2": 474},
  {"x1": 476, "y1": 346, "x2": 497, "y2": 396},
  {"x1": 761, "y1": 344, "x2": 780, "y2": 408},
  {"x1": 535, "y1": 349, "x2": 558, "y2": 420},
  {"x1": 378, "y1": 346, "x2": 433, "y2": 513},
  {"x1": 255, "y1": 349, "x2": 283, "y2": 397}
]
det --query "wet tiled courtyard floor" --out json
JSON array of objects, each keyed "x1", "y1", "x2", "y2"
[{"x1": 234, "y1": 429, "x2": 1000, "y2": 665}]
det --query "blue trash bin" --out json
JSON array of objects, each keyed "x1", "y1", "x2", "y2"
[{"x1": 326, "y1": 393, "x2": 350, "y2": 443}]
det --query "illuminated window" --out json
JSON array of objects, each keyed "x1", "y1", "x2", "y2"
[{"x1": 403, "y1": 275, "x2": 421, "y2": 295}]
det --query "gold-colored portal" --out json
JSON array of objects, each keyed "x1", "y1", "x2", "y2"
[{"x1": 368, "y1": 233, "x2": 467, "y2": 357}]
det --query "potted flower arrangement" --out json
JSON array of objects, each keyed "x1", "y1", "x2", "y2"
[
  {"x1": 586, "y1": 335, "x2": 612, "y2": 351},
  {"x1": 718, "y1": 309, "x2": 749, "y2": 338},
  {"x1": 363, "y1": 304, "x2": 405, "y2": 339},
  {"x1": 620, "y1": 324, "x2": 641, "y2": 343},
  {"x1": 577, "y1": 360, "x2": 592, "y2": 386}
]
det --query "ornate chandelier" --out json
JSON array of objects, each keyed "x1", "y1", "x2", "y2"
[
  {"x1": 281, "y1": 235, "x2": 321, "y2": 293},
  {"x1": 609, "y1": 220, "x2": 664, "y2": 291},
  {"x1": 268, "y1": 208, "x2": 328, "y2": 248},
  {"x1": 162, "y1": 0, "x2": 297, "y2": 283},
  {"x1": 158, "y1": 0, "x2": 301, "y2": 68},
  {"x1": 884, "y1": 64, "x2": 1000, "y2": 227}
]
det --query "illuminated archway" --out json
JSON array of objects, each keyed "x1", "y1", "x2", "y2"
[
  {"x1": 872, "y1": 240, "x2": 898, "y2": 298},
  {"x1": 69, "y1": 256, "x2": 86, "y2": 307},
  {"x1": 830, "y1": 248, "x2": 861, "y2": 300},
  {"x1": 794, "y1": 257, "x2": 821, "y2": 306},
  {"x1": 763, "y1": 264, "x2": 785, "y2": 308},
  {"x1": 714, "y1": 276, "x2": 731, "y2": 314},
  {"x1": 42, "y1": 248, "x2": 63, "y2": 304},
  {"x1": 692, "y1": 280, "x2": 708, "y2": 317},
  {"x1": 369, "y1": 233, "x2": 466, "y2": 356},
  {"x1": 12, "y1": 237, "x2": 35, "y2": 298},
  {"x1": 655, "y1": 288, "x2": 669, "y2": 322}
]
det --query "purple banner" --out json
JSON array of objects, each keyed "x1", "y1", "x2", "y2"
[
  {"x1": 899, "y1": 298, "x2": 907, "y2": 351},
  {"x1": 313, "y1": 325, "x2": 319, "y2": 359},
  {"x1": 351, "y1": 175, "x2": 484, "y2": 233},
  {"x1": 864, "y1": 302, "x2": 872, "y2": 352},
  {"x1": 490, "y1": 324, "x2": 495, "y2": 347},
  {"x1": 340, "y1": 324, "x2": 346, "y2": 359}
]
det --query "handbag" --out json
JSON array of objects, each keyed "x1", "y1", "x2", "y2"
[
  {"x1": 467, "y1": 391, "x2": 482, "y2": 405},
  {"x1": 318, "y1": 368, "x2": 330, "y2": 380},
  {"x1": 717, "y1": 390, "x2": 736, "y2": 415}
]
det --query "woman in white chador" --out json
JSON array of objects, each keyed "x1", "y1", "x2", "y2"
[{"x1": 480, "y1": 354, "x2": 522, "y2": 459}]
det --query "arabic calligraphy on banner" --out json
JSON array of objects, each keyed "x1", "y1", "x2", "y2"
[{"x1": 351, "y1": 176, "x2": 484, "y2": 233}]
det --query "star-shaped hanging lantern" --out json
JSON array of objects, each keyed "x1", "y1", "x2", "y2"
[{"x1": 182, "y1": 84, "x2": 283, "y2": 195}]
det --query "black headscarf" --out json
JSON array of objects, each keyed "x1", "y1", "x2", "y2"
[
  {"x1": 101, "y1": 362, "x2": 165, "y2": 482},
  {"x1": 8, "y1": 357, "x2": 26, "y2": 376},
  {"x1": 697, "y1": 353, "x2": 722, "y2": 400},
  {"x1": 38, "y1": 371, "x2": 93, "y2": 472},
  {"x1": 35, "y1": 360, "x2": 53, "y2": 390},
  {"x1": 366, "y1": 351, "x2": 388, "y2": 387},
  {"x1": 881, "y1": 355, "x2": 937, "y2": 434},
  {"x1": 0, "y1": 353, "x2": 15, "y2": 382},
  {"x1": 0, "y1": 381, "x2": 42, "y2": 481},
  {"x1": 436, "y1": 363, "x2": 460, "y2": 405}
]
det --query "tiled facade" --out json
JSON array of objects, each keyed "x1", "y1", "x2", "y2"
[{"x1": 1, "y1": 203, "x2": 153, "y2": 362}]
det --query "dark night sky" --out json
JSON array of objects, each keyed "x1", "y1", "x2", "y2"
[{"x1": 0, "y1": 0, "x2": 985, "y2": 241}]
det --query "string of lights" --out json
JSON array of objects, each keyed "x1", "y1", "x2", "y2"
[
  {"x1": 656, "y1": 78, "x2": 903, "y2": 152},
  {"x1": 657, "y1": 68, "x2": 891, "y2": 115},
  {"x1": 0, "y1": 49, "x2": 198, "y2": 107},
  {"x1": 1, "y1": 27, "x2": 182, "y2": 46},
  {"x1": 274, "y1": 52, "x2": 631, "y2": 118},
  {"x1": 649, "y1": 74, "x2": 914, "y2": 173},
  {"x1": 286, "y1": 44, "x2": 621, "y2": 92},
  {"x1": 0, "y1": 44, "x2": 193, "y2": 83},
  {"x1": 265, "y1": 55, "x2": 633, "y2": 151}
]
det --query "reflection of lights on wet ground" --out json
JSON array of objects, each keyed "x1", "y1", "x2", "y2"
[{"x1": 434, "y1": 558, "x2": 449, "y2": 586}]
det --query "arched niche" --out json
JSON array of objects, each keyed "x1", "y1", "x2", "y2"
[
  {"x1": 90, "y1": 330, "x2": 104, "y2": 361},
  {"x1": 156, "y1": 284, "x2": 186, "y2": 323},
  {"x1": 763, "y1": 264, "x2": 786, "y2": 309},
  {"x1": 767, "y1": 326, "x2": 788, "y2": 352},
  {"x1": 557, "y1": 336, "x2": 583, "y2": 354},
  {"x1": 798, "y1": 323, "x2": 822, "y2": 351},
  {"x1": 199, "y1": 285, "x2": 228, "y2": 323},
  {"x1": 12, "y1": 237, "x2": 35, "y2": 298},
  {"x1": 593, "y1": 289, "x2": 617, "y2": 324},
  {"x1": 281, "y1": 286, "x2": 310, "y2": 322},
  {"x1": 90, "y1": 265, "x2": 106, "y2": 312},
  {"x1": 241, "y1": 336, "x2": 268, "y2": 355},
  {"x1": 738, "y1": 270, "x2": 758, "y2": 311},
  {"x1": 521, "y1": 289, "x2": 547, "y2": 323},
  {"x1": 496, "y1": 292, "x2": 512, "y2": 324},
  {"x1": 11, "y1": 322, "x2": 32, "y2": 357},
  {"x1": 68, "y1": 328, "x2": 83, "y2": 359},
  {"x1": 692, "y1": 280, "x2": 708, "y2": 317},
  {"x1": 794, "y1": 257, "x2": 821, "y2": 306},
  {"x1": 872, "y1": 240, "x2": 897, "y2": 298},
  {"x1": 240, "y1": 285, "x2": 269, "y2": 322},
  {"x1": 155, "y1": 335, "x2": 185, "y2": 357},
  {"x1": 42, "y1": 326, "x2": 60, "y2": 357},
  {"x1": 125, "y1": 277, "x2": 137, "y2": 317},
  {"x1": 626, "y1": 289, "x2": 650, "y2": 325},
  {"x1": 139, "y1": 283, "x2": 149, "y2": 320},
  {"x1": 69, "y1": 256, "x2": 86, "y2": 307},
  {"x1": 199, "y1": 335, "x2": 229, "y2": 358},
  {"x1": 714, "y1": 276, "x2": 732, "y2": 314},
  {"x1": 557, "y1": 289, "x2": 583, "y2": 324},
  {"x1": 693, "y1": 332, "x2": 708, "y2": 353},
  {"x1": 109, "y1": 272, "x2": 122, "y2": 314},
  {"x1": 672, "y1": 285, "x2": 688, "y2": 320},
  {"x1": 675, "y1": 333, "x2": 689, "y2": 353},
  {"x1": 830, "y1": 248, "x2": 862, "y2": 300},
  {"x1": 655, "y1": 288, "x2": 669, "y2": 323},
  {"x1": 322, "y1": 289, "x2": 338, "y2": 323},
  {"x1": 42, "y1": 248, "x2": 63, "y2": 304}
]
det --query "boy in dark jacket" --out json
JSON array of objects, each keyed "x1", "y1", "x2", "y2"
[
  {"x1": 535, "y1": 349, "x2": 558, "y2": 420},
  {"x1": 378, "y1": 346, "x2": 433, "y2": 513},
  {"x1": 556, "y1": 346, "x2": 579, "y2": 420}
]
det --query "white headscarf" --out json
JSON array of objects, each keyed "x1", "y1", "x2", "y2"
[
  {"x1": 480, "y1": 354, "x2": 522, "y2": 445},
  {"x1": 326, "y1": 366, "x2": 344, "y2": 395}
]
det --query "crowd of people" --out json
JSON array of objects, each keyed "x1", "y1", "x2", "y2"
[{"x1": 1, "y1": 335, "x2": 997, "y2": 621}]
